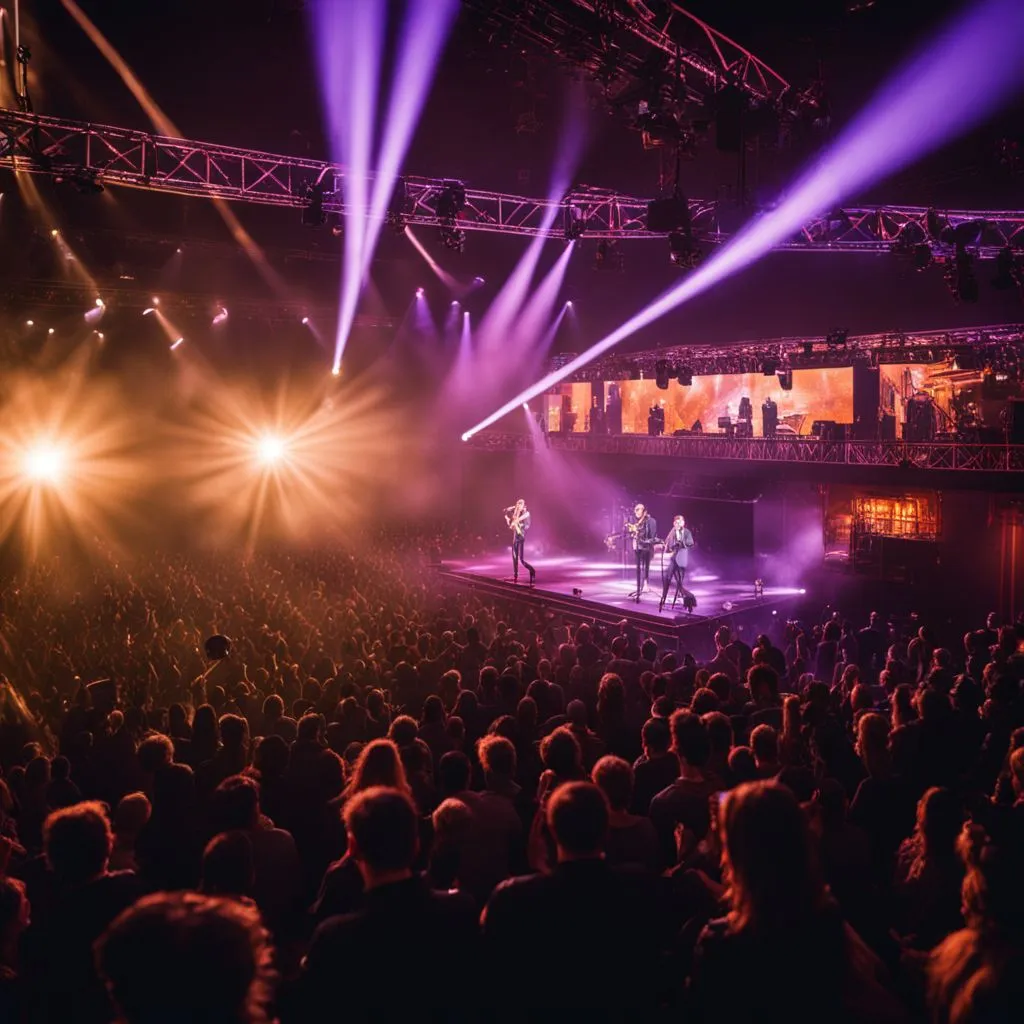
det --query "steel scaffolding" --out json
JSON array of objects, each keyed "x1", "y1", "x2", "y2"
[
  {"x1": 3, "y1": 109, "x2": 1023, "y2": 252},
  {"x1": 466, "y1": 430, "x2": 1024, "y2": 473}
]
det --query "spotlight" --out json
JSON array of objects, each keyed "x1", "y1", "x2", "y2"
[
  {"x1": 25, "y1": 320, "x2": 33, "y2": 326},
  {"x1": 992, "y1": 246, "x2": 1022, "y2": 292},
  {"x1": 329, "y1": 215, "x2": 343, "y2": 237},
  {"x1": 255, "y1": 433, "x2": 287, "y2": 466},
  {"x1": 301, "y1": 317, "x2": 310, "y2": 325},
  {"x1": 22, "y1": 442, "x2": 67, "y2": 485},
  {"x1": 212, "y1": 307, "x2": 229, "y2": 326},
  {"x1": 152, "y1": 297, "x2": 160, "y2": 306},
  {"x1": 668, "y1": 229, "x2": 702, "y2": 270},
  {"x1": 946, "y1": 244, "x2": 978, "y2": 303},
  {"x1": 95, "y1": 298, "x2": 104, "y2": 307},
  {"x1": 655, "y1": 359, "x2": 672, "y2": 390},
  {"x1": 416, "y1": 288, "x2": 425, "y2": 298},
  {"x1": 68, "y1": 169, "x2": 104, "y2": 195},
  {"x1": 50, "y1": 229, "x2": 59, "y2": 238},
  {"x1": 565, "y1": 300, "x2": 573, "y2": 307},
  {"x1": 474, "y1": 276, "x2": 485, "y2": 284},
  {"x1": 594, "y1": 240, "x2": 624, "y2": 271},
  {"x1": 912, "y1": 243, "x2": 933, "y2": 271},
  {"x1": 302, "y1": 177, "x2": 329, "y2": 227},
  {"x1": 522, "y1": 403, "x2": 529, "y2": 411},
  {"x1": 439, "y1": 225, "x2": 465, "y2": 252},
  {"x1": 563, "y1": 204, "x2": 585, "y2": 242},
  {"x1": 451, "y1": 300, "x2": 459, "y2": 307},
  {"x1": 142, "y1": 307, "x2": 155, "y2": 316},
  {"x1": 799, "y1": 588, "x2": 806, "y2": 594},
  {"x1": 387, "y1": 178, "x2": 409, "y2": 234},
  {"x1": 435, "y1": 181, "x2": 466, "y2": 221},
  {"x1": 331, "y1": 366, "x2": 341, "y2": 377},
  {"x1": 47, "y1": 328, "x2": 55, "y2": 335},
  {"x1": 170, "y1": 337, "x2": 184, "y2": 350}
]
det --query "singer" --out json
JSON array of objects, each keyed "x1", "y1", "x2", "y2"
[
  {"x1": 504, "y1": 498, "x2": 535, "y2": 585},
  {"x1": 659, "y1": 514, "x2": 695, "y2": 613},
  {"x1": 626, "y1": 503, "x2": 658, "y2": 603}
]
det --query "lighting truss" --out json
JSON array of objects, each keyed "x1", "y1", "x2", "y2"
[
  {"x1": 562, "y1": 323, "x2": 1024, "y2": 381},
  {"x1": 465, "y1": 431, "x2": 1024, "y2": 474},
  {"x1": 2, "y1": 109, "x2": 1024, "y2": 253},
  {"x1": 0, "y1": 279, "x2": 396, "y2": 328},
  {"x1": 463, "y1": 0, "x2": 799, "y2": 115}
]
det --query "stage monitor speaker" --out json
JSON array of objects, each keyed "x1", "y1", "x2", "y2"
[
  {"x1": 717, "y1": 416, "x2": 733, "y2": 429},
  {"x1": 811, "y1": 420, "x2": 835, "y2": 439}
]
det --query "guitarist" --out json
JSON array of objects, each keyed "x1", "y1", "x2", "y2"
[
  {"x1": 505, "y1": 498, "x2": 536, "y2": 585},
  {"x1": 628, "y1": 503, "x2": 657, "y2": 603},
  {"x1": 659, "y1": 514, "x2": 695, "y2": 613}
]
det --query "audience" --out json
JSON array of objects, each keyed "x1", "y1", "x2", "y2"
[{"x1": 0, "y1": 540, "x2": 1018, "y2": 1021}]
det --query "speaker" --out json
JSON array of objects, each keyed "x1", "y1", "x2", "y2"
[
  {"x1": 647, "y1": 197, "x2": 692, "y2": 233},
  {"x1": 778, "y1": 369, "x2": 793, "y2": 391},
  {"x1": 715, "y1": 86, "x2": 746, "y2": 153}
]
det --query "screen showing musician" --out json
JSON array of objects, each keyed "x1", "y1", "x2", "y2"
[
  {"x1": 627, "y1": 503, "x2": 657, "y2": 603},
  {"x1": 504, "y1": 498, "x2": 535, "y2": 585},
  {"x1": 659, "y1": 514, "x2": 695, "y2": 612}
]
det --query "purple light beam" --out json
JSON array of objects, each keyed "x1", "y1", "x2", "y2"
[
  {"x1": 462, "y1": 0, "x2": 1024, "y2": 439},
  {"x1": 312, "y1": 0, "x2": 384, "y2": 374}
]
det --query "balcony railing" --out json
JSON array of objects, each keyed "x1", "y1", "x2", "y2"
[{"x1": 466, "y1": 431, "x2": 1024, "y2": 472}]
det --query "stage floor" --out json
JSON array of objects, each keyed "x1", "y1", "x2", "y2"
[{"x1": 442, "y1": 552, "x2": 805, "y2": 625}]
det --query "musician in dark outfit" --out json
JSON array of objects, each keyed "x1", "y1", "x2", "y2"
[
  {"x1": 505, "y1": 498, "x2": 535, "y2": 585},
  {"x1": 629, "y1": 503, "x2": 658, "y2": 603},
  {"x1": 659, "y1": 514, "x2": 695, "y2": 613}
]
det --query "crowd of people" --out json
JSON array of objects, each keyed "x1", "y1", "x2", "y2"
[{"x1": 0, "y1": 536, "x2": 1022, "y2": 1022}]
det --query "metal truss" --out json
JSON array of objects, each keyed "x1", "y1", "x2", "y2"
[
  {"x1": 466, "y1": 431, "x2": 1024, "y2": 473},
  {"x1": 3, "y1": 109, "x2": 1024, "y2": 252},
  {"x1": 0, "y1": 109, "x2": 708, "y2": 240},
  {"x1": 464, "y1": 0, "x2": 797, "y2": 113},
  {"x1": 0, "y1": 279, "x2": 395, "y2": 328},
  {"x1": 566, "y1": 323, "x2": 1024, "y2": 382}
]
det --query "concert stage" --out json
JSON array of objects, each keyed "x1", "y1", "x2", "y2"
[{"x1": 440, "y1": 553, "x2": 805, "y2": 650}]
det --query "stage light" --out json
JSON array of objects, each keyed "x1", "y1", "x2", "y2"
[
  {"x1": 799, "y1": 588, "x2": 806, "y2": 595},
  {"x1": 47, "y1": 328, "x2": 55, "y2": 335},
  {"x1": 946, "y1": 244, "x2": 978, "y2": 303},
  {"x1": 913, "y1": 243, "x2": 933, "y2": 271},
  {"x1": 594, "y1": 240, "x2": 623, "y2": 271},
  {"x1": 331, "y1": 367, "x2": 341, "y2": 377},
  {"x1": 212, "y1": 307, "x2": 229, "y2": 326},
  {"x1": 152, "y1": 297, "x2": 160, "y2": 306},
  {"x1": 668, "y1": 229, "x2": 702, "y2": 270},
  {"x1": 301, "y1": 317, "x2": 310, "y2": 325},
  {"x1": 474, "y1": 276, "x2": 485, "y2": 284},
  {"x1": 451, "y1": 300, "x2": 459, "y2": 307},
  {"x1": 22, "y1": 442, "x2": 67, "y2": 485},
  {"x1": 50, "y1": 229, "x2": 59, "y2": 238},
  {"x1": 25, "y1": 320, "x2": 33, "y2": 326},
  {"x1": 992, "y1": 246, "x2": 1022, "y2": 291},
  {"x1": 302, "y1": 177, "x2": 329, "y2": 227},
  {"x1": 416, "y1": 287, "x2": 425, "y2": 297},
  {"x1": 96, "y1": 332, "x2": 104, "y2": 340},
  {"x1": 95, "y1": 298, "x2": 104, "y2": 307},
  {"x1": 564, "y1": 204, "x2": 585, "y2": 242},
  {"x1": 522, "y1": 403, "x2": 529, "y2": 411},
  {"x1": 255, "y1": 433, "x2": 288, "y2": 467},
  {"x1": 143, "y1": 308, "x2": 156, "y2": 316},
  {"x1": 170, "y1": 337, "x2": 184, "y2": 350},
  {"x1": 461, "y1": 0, "x2": 1024, "y2": 440}
]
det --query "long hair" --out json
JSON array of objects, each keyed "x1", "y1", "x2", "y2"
[
  {"x1": 721, "y1": 781, "x2": 826, "y2": 934},
  {"x1": 344, "y1": 739, "x2": 409, "y2": 799}
]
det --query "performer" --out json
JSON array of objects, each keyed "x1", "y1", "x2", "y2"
[
  {"x1": 626, "y1": 503, "x2": 657, "y2": 603},
  {"x1": 504, "y1": 499, "x2": 535, "y2": 585},
  {"x1": 659, "y1": 514, "x2": 695, "y2": 613}
]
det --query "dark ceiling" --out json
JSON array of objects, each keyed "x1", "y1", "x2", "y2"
[{"x1": 3, "y1": 0, "x2": 1023, "y2": 358}]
